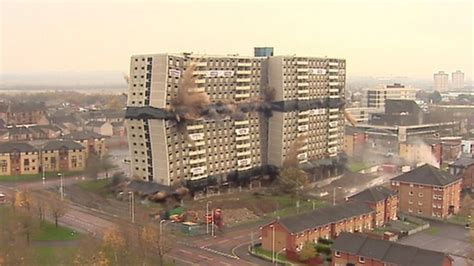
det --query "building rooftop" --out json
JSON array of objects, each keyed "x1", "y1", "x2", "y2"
[
  {"x1": 0, "y1": 142, "x2": 37, "y2": 153},
  {"x1": 275, "y1": 202, "x2": 373, "y2": 234},
  {"x1": 43, "y1": 140, "x2": 84, "y2": 151},
  {"x1": 86, "y1": 120, "x2": 109, "y2": 127},
  {"x1": 450, "y1": 154, "x2": 474, "y2": 168},
  {"x1": 391, "y1": 164, "x2": 461, "y2": 186},
  {"x1": 333, "y1": 232, "x2": 450, "y2": 266},
  {"x1": 62, "y1": 130, "x2": 104, "y2": 140},
  {"x1": 348, "y1": 186, "x2": 397, "y2": 203}
]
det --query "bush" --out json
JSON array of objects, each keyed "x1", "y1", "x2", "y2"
[
  {"x1": 317, "y1": 237, "x2": 333, "y2": 245},
  {"x1": 315, "y1": 244, "x2": 331, "y2": 256}
]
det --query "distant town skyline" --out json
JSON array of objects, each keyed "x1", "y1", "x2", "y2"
[{"x1": 1, "y1": 0, "x2": 472, "y2": 80}]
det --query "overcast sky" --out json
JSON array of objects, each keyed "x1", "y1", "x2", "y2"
[{"x1": 1, "y1": 0, "x2": 472, "y2": 79}]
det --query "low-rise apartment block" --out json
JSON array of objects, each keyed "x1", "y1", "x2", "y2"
[
  {"x1": 62, "y1": 131, "x2": 107, "y2": 158},
  {"x1": 42, "y1": 140, "x2": 86, "y2": 172},
  {"x1": 347, "y1": 186, "x2": 398, "y2": 227},
  {"x1": 0, "y1": 142, "x2": 39, "y2": 176},
  {"x1": 391, "y1": 164, "x2": 461, "y2": 218},
  {"x1": 260, "y1": 202, "x2": 374, "y2": 254},
  {"x1": 332, "y1": 232, "x2": 453, "y2": 266}
]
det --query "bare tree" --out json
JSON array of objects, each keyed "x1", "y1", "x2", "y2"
[
  {"x1": 140, "y1": 223, "x2": 175, "y2": 266},
  {"x1": 46, "y1": 193, "x2": 68, "y2": 228},
  {"x1": 102, "y1": 226, "x2": 125, "y2": 264}
]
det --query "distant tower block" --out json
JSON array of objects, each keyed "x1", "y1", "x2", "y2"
[{"x1": 254, "y1": 47, "x2": 274, "y2": 57}]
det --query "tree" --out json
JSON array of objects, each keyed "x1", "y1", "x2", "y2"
[
  {"x1": 460, "y1": 194, "x2": 473, "y2": 216},
  {"x1": 429, "y1": 91, "x2": 442, "y2": 104},
  {"x1": 299, "y1": 241, "x2": 316, "y2": 261},
  {"x1": 102, "y1": 226, "x2": 125, "y2": 264},
  {"x1": 47, "y1": 193, "x2": 68, "y2": 228},
  {"x1": 32, "y1": 194, "x2": 47, "y2": 222},
  {"x1": 140, "y1": 223, "x2": 175, "y2": 266},
  {"x1": 276, "y1": 167, "x2": 308, "y2": 196},
  {"x1": 100, "y1": 155, "x2": 116, "y2": 179}
]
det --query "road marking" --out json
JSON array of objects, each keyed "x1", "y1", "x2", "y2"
[
  {"x1": 200, "y1": 246, "x2": 239, "y2": 260},
  {"x1": 217, "y1": 239, "x2": 229, "y2": 244},
  {"x1": 198, "y1": 255, "x2": 213, "y2": 261},
  {"x1": 180, "y1": 250, "x2": 193, "y2": 255}
]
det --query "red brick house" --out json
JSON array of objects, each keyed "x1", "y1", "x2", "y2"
[
  {"x1": 391, "y1": 164, "x2": 462, "y2": 219},
  {"x1": 332, "y1": 232, "x2": 453, "y2": 266},
  {"x1": 347, "y1": 186, "x2": 398, "y2": 227},
  {"x1": 449, "y1": 154, "x2": 474, "y2": 192},
  {"x1": 260, "y1": 202, "x2": 374, "y2": 254}
]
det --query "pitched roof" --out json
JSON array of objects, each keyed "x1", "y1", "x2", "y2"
[
  {"x1": 450, "y1": 154, "x2": 474, "y2": 168},
  {"x1": 86, "y1": 120, "x2": 108, "y2": 127},
  {"x1": 43, "y1": 140, "x2": 84, "y2": 151},
  {"x1": 276, "y1": 202, "x2": 374, "y2": 233},
  {"x1": 9, "y1": 102, "x2": 46, "y2": 113},
  {"x1": 0, "y1": 142, "x2": 37, "y2": 153},
  {"x1": 62, "y1": 130, "x2": 104, "y2": 140},
  {"x1": 348, "y1": 186, "x2": 397, "y2": 203},
  {"x1": 391, "y1": 164, "x2": 461, "y2": 186},
  {"x1": 127, "y1": 180, "x2": 171, "y2": 195},
  {"x1": 333, "y1": 233, "x2": 449, "y2": 266}
]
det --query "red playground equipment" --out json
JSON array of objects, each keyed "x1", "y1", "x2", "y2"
[{"x1": 205, "y1": 208, "x2": 224, "y2": 229}]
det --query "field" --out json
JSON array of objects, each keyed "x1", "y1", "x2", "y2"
[{"x1": 0, "y1": 171, "x2": 84, "y2": 182}]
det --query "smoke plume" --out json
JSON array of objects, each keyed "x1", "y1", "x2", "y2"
[{"x1": 283, "y1": 135, "x2": 306, "y2": 168}]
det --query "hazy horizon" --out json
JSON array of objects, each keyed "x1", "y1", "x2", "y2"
[{"x1": 1, "y1": 0, "x2": 473, "y2": 80}]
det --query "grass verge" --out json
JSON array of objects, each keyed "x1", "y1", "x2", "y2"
[{"x1": 32, "y1": 221, "x2": 80, "y2": 241}]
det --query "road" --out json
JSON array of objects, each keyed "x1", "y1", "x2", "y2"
[{"x1": 1, "y1": 178, "x2": 271, "y2": 265}]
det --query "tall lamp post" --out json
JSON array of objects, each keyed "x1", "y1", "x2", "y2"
[
  {"x1": 206, "y1": 201, "x2": 212, "y2": 234},
  {"x1": 333, "y1": 186, "x2": 342, "y2": 206},
  {"x1": 275, "y1": 248, "x2": 286, "y2": 265},
  {"x1": 57, "y1": 172, "x2": 64, "y2": 200},
  {"x1": 41, "y1": 149, "x2": 45, "y2": 185},
  {"x1": 270, "y1": 225, "x2": 275, "y2": 263},
  {"x1": 128, "y1": 191, "x2": 135, "y2": 223}
]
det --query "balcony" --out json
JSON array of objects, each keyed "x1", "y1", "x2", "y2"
[
  {"x1": 195, "y1": 62, "x2": 207, "y2": 67},
  {"x1": 236, "y1": 143, "x2": 251, "y2": 149},
  {"x1": 195, "y1": 79, "x2": 205, "y2": 84},
  {"x1": 187, "y1": 124, "x2": 204, "y2": 130},
  {"x1": 329, "y1": 133, "x2": 339, "y2": 139},
  {"x1": 235, "y1": 93, "x2": 250, "y2": 98},
  {"x1": 193, "y1": 70, "x2": 206, "y2": 75},
  {"x1": 190, "y1": 166, "x2": 207, "y2": 175},
  {"x1": 236, "y1": 86, "x2": 251, "y2": 91},
  {"x1": 329, "y1": 95, "x2": 340, "y2": 99},
  {"x1": 297, "y1": 75, "x2": 309, "y2": 80},
  {"x1": 297, "y1": 82, "x2": 309, "y2": 87},
  {"x1": 298, "y1": 89, "x2": 309, "y2": 94},
  {"x1": 328, "y1": 147, "x2": 338, "y2": 153},
  {"x1": 328, "y1": 62, "x2": 339, "y2": 66},
  {"x1": 234, "y1": 120, "x2": 249, "y2": 126},
  {"x1": 329, "y1": 120, "x2": 339, "y2": 126},
  {"x1": 329, "y1": 82, "x2": 339, "y2": 86},
  {"x1": 236, "y1": 135, "x2": 250, "y2": 141},
  {"x1": 298, "y1": 117, "x2": 309, "y2": 123},
  {"x1": 297, "y1": 152, "x2": 308, "y2": 160},
  {"x1": 188, "y1": 141, "x2": 205, "y2": 147},
  {"x1": 236, "y1": 78, "x2": 251, "y2": 83},
  {"x1": 328, "y1": 69, "x2": 339, "y2": 73},
  {"x1": 189, "y1": 87, "x2": 205, "y2": 93},
  {"x1": 328, "y1": 140, "x2": 338, "y2": 146},
  {"x1": 298, "y1": 124, "x2": 309, "y2": 131},
  {"x1": 329, "y1": 76, "x2": 338, "y2": 80},
  {"x1": 189, "y1": 149, "x2": 206, "y2": 156},
  {"x1": 329, "y1": 115, "x2": 339, "y2": 120},
  {"x1": 189, "y1": 157, "x2": 206, "y2": 165},
  {"x1": 238, "y1": 165, "x2": 252, "y2": 171},
  {"x1": 237, "y1": 62, "x2": 252, "y2": 67},
  {"x1": 298, "y1": 96, "x2": 310, "y2": 100},
  {"x1": 329, "y1": 88, "x2": 339, "y2": 93},
  {"x1": 236, "y1": 70, "x2": 251, "y2": 75},
  {"x1": 188, "y1": 132, "x2": 204, "y2": 141},
  {"x1": 237, "y1": 158, "x2": 251, "y2": 166},
  {"x1": 235, "y1": 127, "x2": 250, "y2": 135},
  {"x1": 329, "y1": 108, "x2": 339, "y2": 113},
  {"x1": 297, "y1": 68, "x2": 309, "y2": 72},
  {"x1": 299, "y1": 110, "x2": 310, "y2": 115},
  {"x1": 237, "y1": 150, "x2": 251, "y2": 157},
  {"x1": 328, "y1": 127, "x2": 338, "y2": 133},
  {"x1": 297, "y1": 61, "x2": 309, "y2": 65}
]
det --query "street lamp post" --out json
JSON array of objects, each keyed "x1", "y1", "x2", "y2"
[
  {"x1": 270, "y1": 225, "x2": 275, "y2": 263},
  {"x1": 41, "y1": 149, "x2": 45, "y2": 185},
  {"x1": 206, "y1": 201, "x2": 212, "y2": 234},
  {"x1": 275, "y1": 248, "x2": 286, "y2": 265},
  {"x1": 159, "y1": 219, "x2": 166, "y2": 256},
  {"x1": 57, "y1": 173, "x2": 64, "y2": 200},
  {"x1": 128, "y1": 191, "x2": 135, "y2": 223},
  {"x1": 333, "y1": 186, "x2": 342, "y2": 206},
  {"x1": 211, "y1": 209, "x2": 215, "y2": 238}
]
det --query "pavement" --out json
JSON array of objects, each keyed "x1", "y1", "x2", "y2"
[{"x1": 398, "y1": 220, "x2": 472, "y2": 266}]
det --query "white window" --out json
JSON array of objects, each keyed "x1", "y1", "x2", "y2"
[
  {"x1": 419, "y1": 185, "x2": 423, "y2": 188},
  {"x1": 408, "y1": 208, "x2": 413, "y2": 213},
  {"x1": 418, "y1": 209, "x2": 422, "y2": 214},
  {"x1": 410, "y1": 184, "x2": 414, "y2": 187},
  {"x1": 409, "y1": 200, "x2": 413, "y2": 205},
  {"x1": 359, "y1": 256, "x2": 365, "y2": 263},
  {"x1": 335, "y1": 251, "x2": 341, "y2": 257},
  {"x1": 418, "y1": 193, "x2": 423, "y2": 197},
  {"x1": 409, "y1": 191, "x2": 414, "y2": 196},
  {"x1": 418, "y1": 202, "x2": 423, "y2": 206}
]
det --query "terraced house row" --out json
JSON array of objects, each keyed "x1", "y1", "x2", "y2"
[{"x1": 125, "y1": 48, "x2": 346, "y2": 187}]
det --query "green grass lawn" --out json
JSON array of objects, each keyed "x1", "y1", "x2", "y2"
[
  {"x1": 448, "y1": 214, "x2": 470, "y2": 226},
  {"x1": 76, "y1": 179, "x2": 109, "y2": 193},
  {"x1": 424, "y1": 226, "x2": 440, "y2": 235},
  {"x1": 33, "y1": 246, "x2": 79, "y2": 265},
  {"x1": 0, "y1": 171, "x2": 84, "y2": 182},
  {"x1": 32, "y1": 221, "x2": 80, "y2": 241},
  {"x1": 252, "y1": 246, "x2": 289, "y2": 263},
  {"x1": 346, "y1": 161, "x2": 368, "y2": 172}
]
